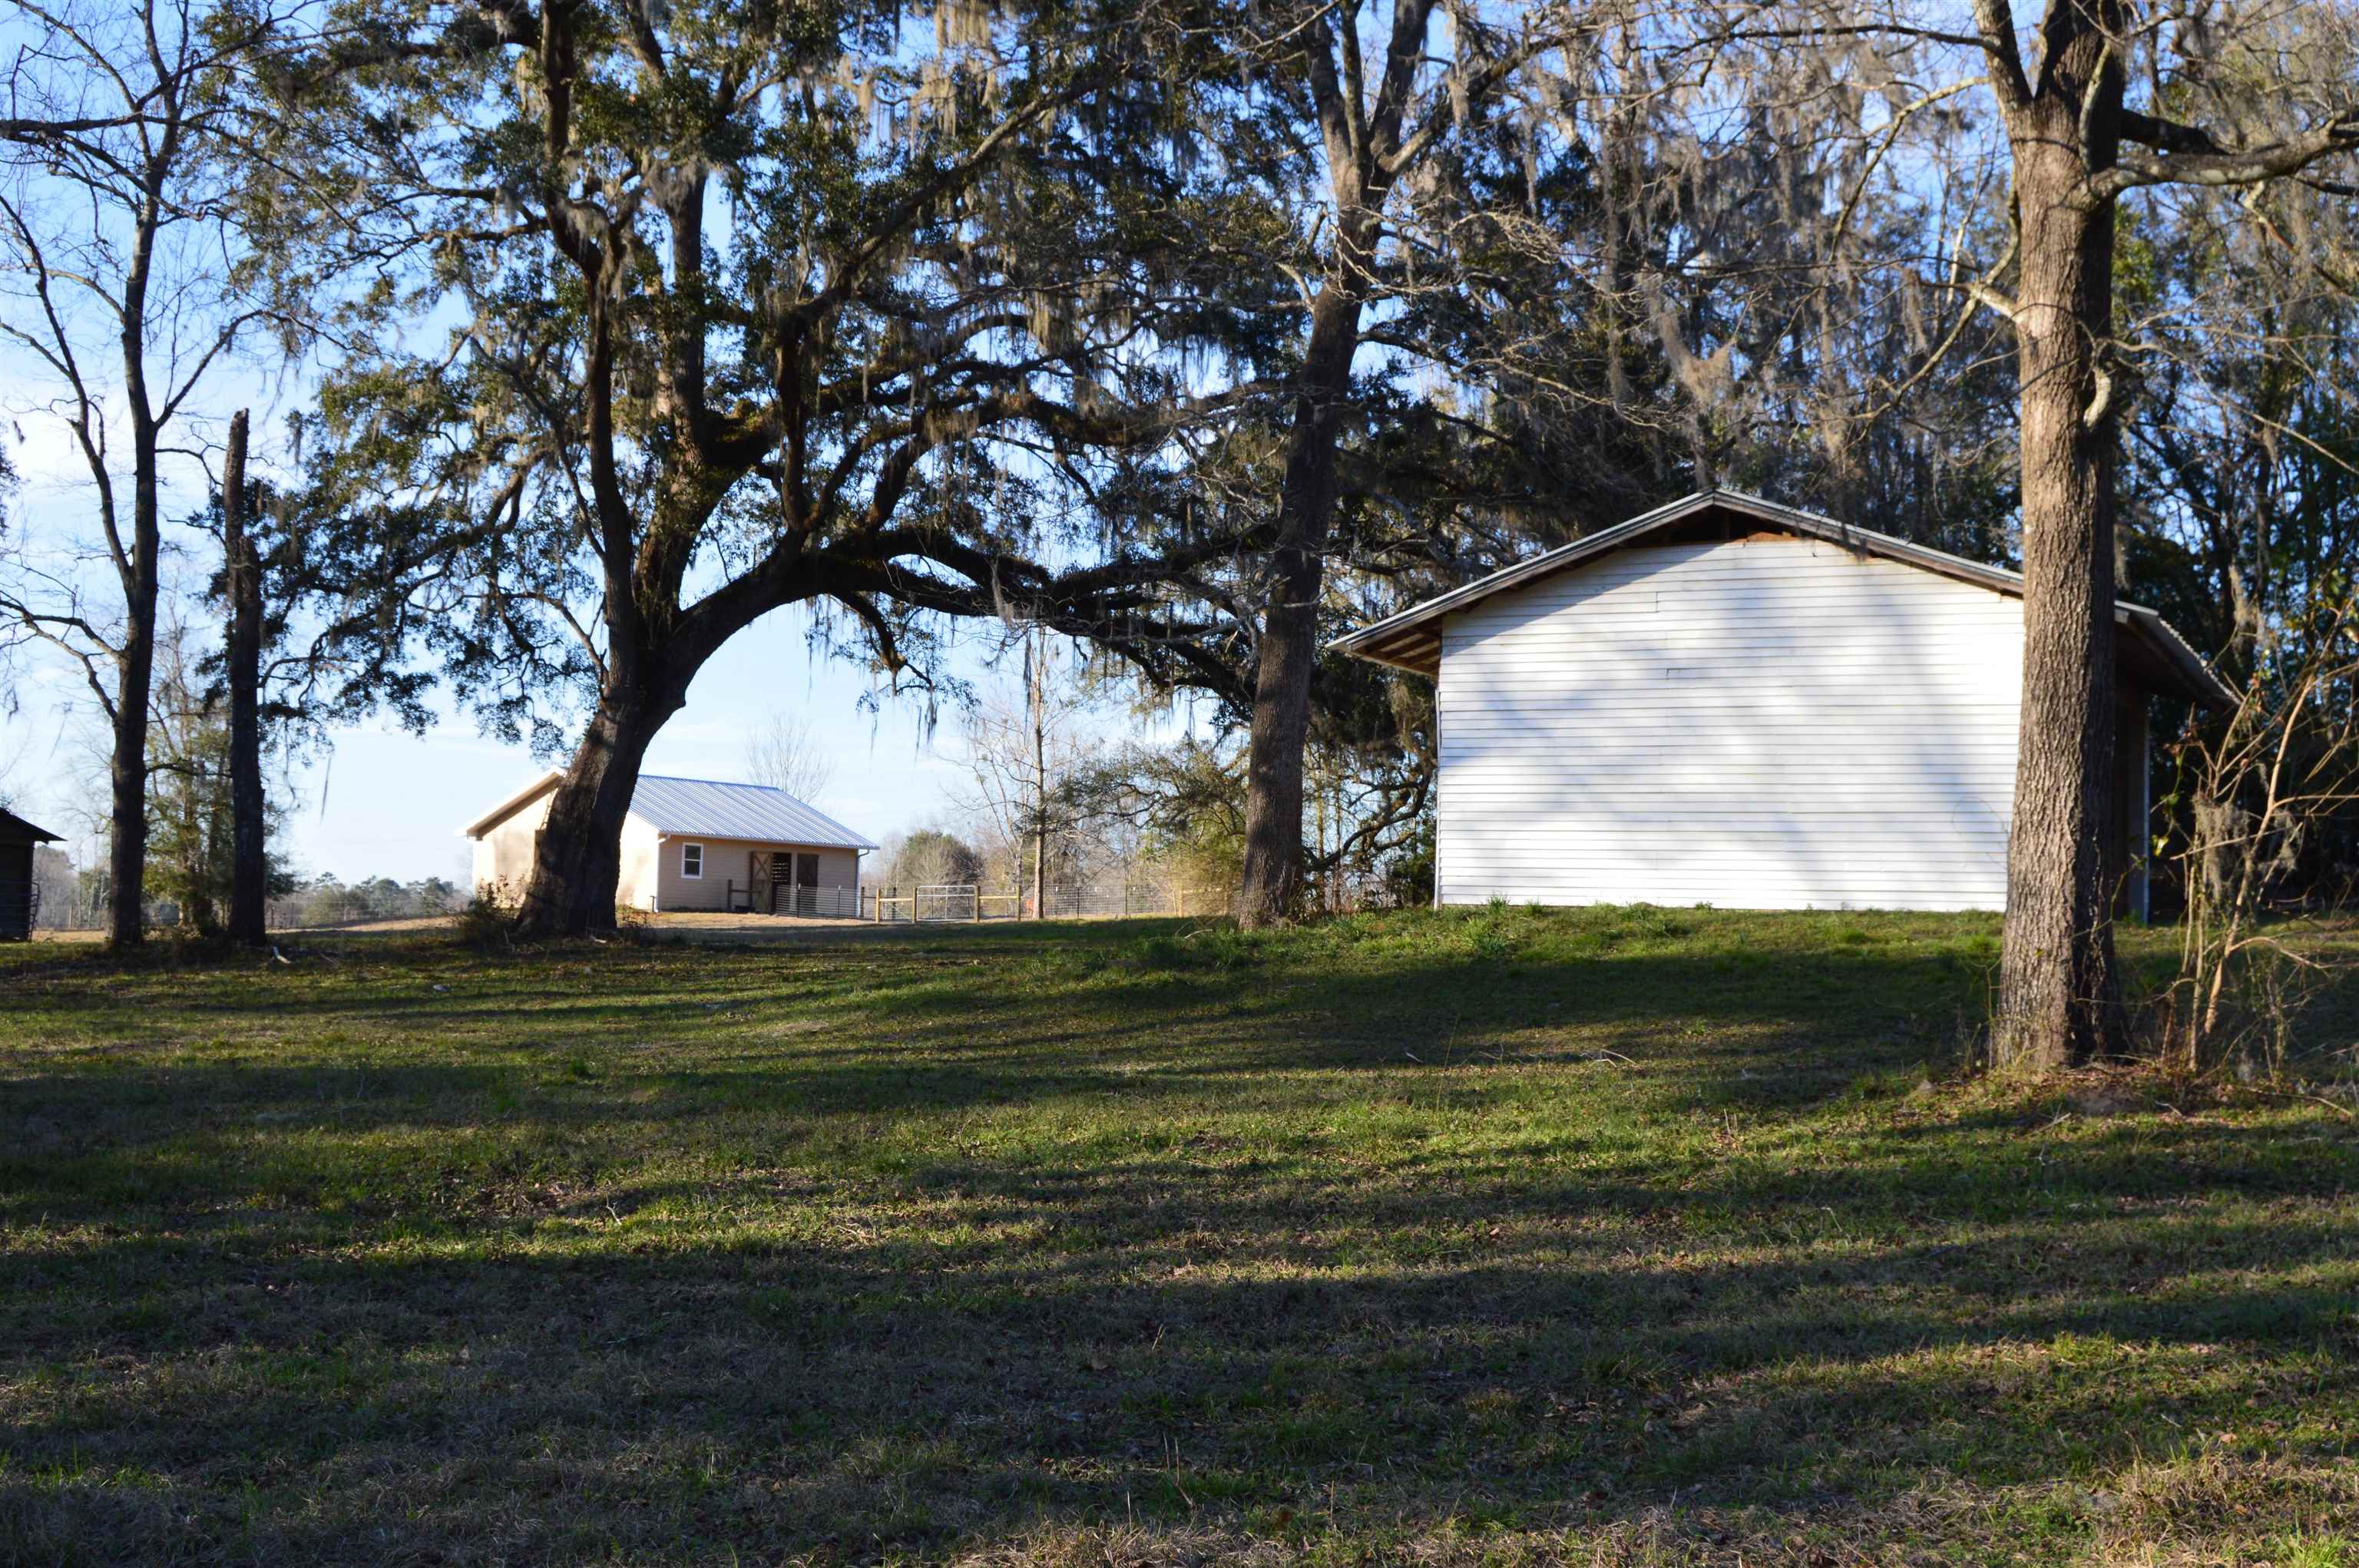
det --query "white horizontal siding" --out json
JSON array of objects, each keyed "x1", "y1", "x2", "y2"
[{"x1": 1435, "y1": 536, "x2": 2022, "y2": 912}]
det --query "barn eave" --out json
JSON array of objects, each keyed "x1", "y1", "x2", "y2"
[{"x1": 1328, "y1": 489, "x2": 2234, "y2": 711}]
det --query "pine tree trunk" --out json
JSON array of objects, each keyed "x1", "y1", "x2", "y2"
[
  {"x1": 1993, "y1": 115, "x2": 2127, "y2": 1070},
  {"x1": 1238, "y1": 282, "x2": 1361, "y2": 928},
  {"x1": 514, "y1": 663, "x2": 686, "y2": 938},
  {"x1": 107, "y1": 424, "x2": 162, "y2": 950},
  {"x1": 223, "y1": 409, "x2": 267, "y2": 944}
]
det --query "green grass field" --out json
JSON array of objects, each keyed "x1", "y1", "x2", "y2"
[{"x1": 4, "y1": 906, "x2": 2357, "y2": 1565}]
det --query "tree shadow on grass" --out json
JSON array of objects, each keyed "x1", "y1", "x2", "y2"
[
  {"x1": 5, "y1": 1064, "x2": 2357, "y2": 1562},
  {"x1": 5, "y1": 918, "x2": 2357, "y2": 1562}
]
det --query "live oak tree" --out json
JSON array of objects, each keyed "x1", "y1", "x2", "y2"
[{"x1": 289, "y1": 0, "x2": 1239, "y2": 935}]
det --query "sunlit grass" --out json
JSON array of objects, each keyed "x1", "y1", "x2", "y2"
[{"x1": 2, "y1": 905, "x2": 2356, "y2": 1563}]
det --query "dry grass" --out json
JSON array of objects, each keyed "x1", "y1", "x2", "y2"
[{"x1": 2, "y1": 905, "x2": 2356, "y2": 1565}]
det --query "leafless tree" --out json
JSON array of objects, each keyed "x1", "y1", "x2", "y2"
[
  {"x1": 0, "y1": 0, "x2": 293, "y2": 947},
  {"x1": 954, "y1": 626, "x2": 1100, "y2": 916},
  {"x1": 742, "y1": 713, "x2": 836, "y2": 805}
]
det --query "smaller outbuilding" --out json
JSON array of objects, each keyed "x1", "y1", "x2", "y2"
[
  {"x1": 463, "y1": 772, "x2": 878, "y2": 916},
  {"x1": 0, "y1": 809, "x2": 63, "y2": 941}
]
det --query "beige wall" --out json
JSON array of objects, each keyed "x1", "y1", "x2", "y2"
[
  {"x1": 470, "y1": 788, "x2": 555, "y2": 901},
  {"x1": 617, "y1": 817, "x2": 662, "y2": 911},
  {"x1": 650, "y1": 837, "x2": 862, "y2": 912}
]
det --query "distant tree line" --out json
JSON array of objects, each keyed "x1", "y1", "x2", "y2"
[{"x1": 31, "y1": 854, "x2": 465, "y2": 934}]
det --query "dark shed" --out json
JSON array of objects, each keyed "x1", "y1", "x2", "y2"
[{"x1": 0, "y1": 809, "x2": 63, "y2": 940}]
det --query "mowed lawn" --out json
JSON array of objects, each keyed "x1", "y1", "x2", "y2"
[{"x1": 3, "y1": 908, "x2": 2357, "y2": 1566}]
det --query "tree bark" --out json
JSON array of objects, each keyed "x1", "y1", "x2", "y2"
[
  {"x1": 1237, "y1": 280, "x2": 1364, "y2": 928},
  {"x1": 107, "y1": 412, "x2": 162, "y2": 950},
  {"x1": 514, "y1": 658, "x2": 689, "y2": 937},
  {"x1": 223, "y1": 409, "x2": 267, "y2": 944},
  {"x1": 1991, "y1": 56, "x2": 2129, "y2": 1068}
]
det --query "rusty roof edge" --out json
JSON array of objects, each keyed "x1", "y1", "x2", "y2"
[{"x1": 2119, "y1": 603, "x2": 2238, "y2": 711}]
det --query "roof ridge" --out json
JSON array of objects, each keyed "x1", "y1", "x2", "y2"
[
  {"x1": 1326, "y1": 488, "x2": 2232, "y2": 710},
  {"x1": 624, "y1": 772, "x2": 879, "y2": 850},
  {"x1": 637, "y1": 772, "x2": 781, "y2": 790}
]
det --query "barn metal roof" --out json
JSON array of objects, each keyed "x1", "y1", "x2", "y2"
[
  {"x1": 1329, "y1": 489, "x2": 2235, "y2": 710},
  {"x1": 626, "y1": 775, "x2": 878, "y2": 850},
  {"x1": 0, "y1": 808, "x2": 62, "y2": 843},
  {"x1": 462, "y1": 771, "x2": 877, "y2": 850}
]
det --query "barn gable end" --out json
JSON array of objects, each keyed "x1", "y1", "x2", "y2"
[
  {"x1": 1332, "y1": 492, "x2": 2222, "y2": 915},
  {"x1": 1434, "y1": 533, "x2": 2026, "y2": 911}
]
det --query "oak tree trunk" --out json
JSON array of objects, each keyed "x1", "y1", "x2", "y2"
[
  {"x1": 514, "y1": 661, "x2": 688, "y2": 938},
  {"x1": 223, "y1": 409, "x2": 268, "y2": 944},
  {"x1": 1993, "y1": 101, "x2": 2128, "y2": 1068},
  {"x1": 1237, "y1": 282, "x2": 1362, "y2": 928}
]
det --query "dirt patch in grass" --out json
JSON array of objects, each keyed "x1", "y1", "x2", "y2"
[{"x1": 2, "y1": 907, "x2": 2356, "y2": 1564}]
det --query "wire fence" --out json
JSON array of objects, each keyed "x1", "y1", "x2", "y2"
[
  {"x1": 862, "y1": 882, "x2": 1241, "y2": 923},
  {"x1": 721, "y1": 881, "x2": 862, "y2": 918}
]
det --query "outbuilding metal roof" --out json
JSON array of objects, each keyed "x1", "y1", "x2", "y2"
[
  {"x1": 626, "y1": 775, "x2": 878, "y2": 850},
  {"x1": 0, "y1": 809, "x2": 62, "y2": 843},
  {"x1": 1329, "y1": 489, "x2": 2235, "y2": 710},
  {"x1": 462, "y1": 771, "x2": 877, "y2": 850}
]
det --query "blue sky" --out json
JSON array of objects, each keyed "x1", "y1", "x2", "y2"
[{"x1": 1, "y1": 591, "x2": 1017, "y2": 881}]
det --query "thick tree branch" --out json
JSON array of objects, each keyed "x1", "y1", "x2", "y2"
[{"x1": 2095, "y1": 108, "x2": 2359, "y2": 198}]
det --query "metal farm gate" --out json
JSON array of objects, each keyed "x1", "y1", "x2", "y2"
[{"x1": 913, "y1": 884, "x2": 978, "y2": 921}]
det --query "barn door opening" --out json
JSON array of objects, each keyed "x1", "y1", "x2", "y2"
[{"x1": 763, "y1": 850, "x2": 819, "y2": 915}]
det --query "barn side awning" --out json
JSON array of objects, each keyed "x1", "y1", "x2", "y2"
[{"x1": 1328, "y1": 489, "x2": 2235, "y2": 711}]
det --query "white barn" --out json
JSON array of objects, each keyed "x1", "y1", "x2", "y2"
[{"x1": 1332, "y1": 491, "x2": 2232, "y2": 915}]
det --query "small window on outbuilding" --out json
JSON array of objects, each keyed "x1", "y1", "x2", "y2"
[{"x1": 681, "y1": 842, "x2": 704, "y2": 879}]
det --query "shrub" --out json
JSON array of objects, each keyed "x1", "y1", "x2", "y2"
[{"x1": 449, "y1": 882, "x2": 516, "y2": 948}]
